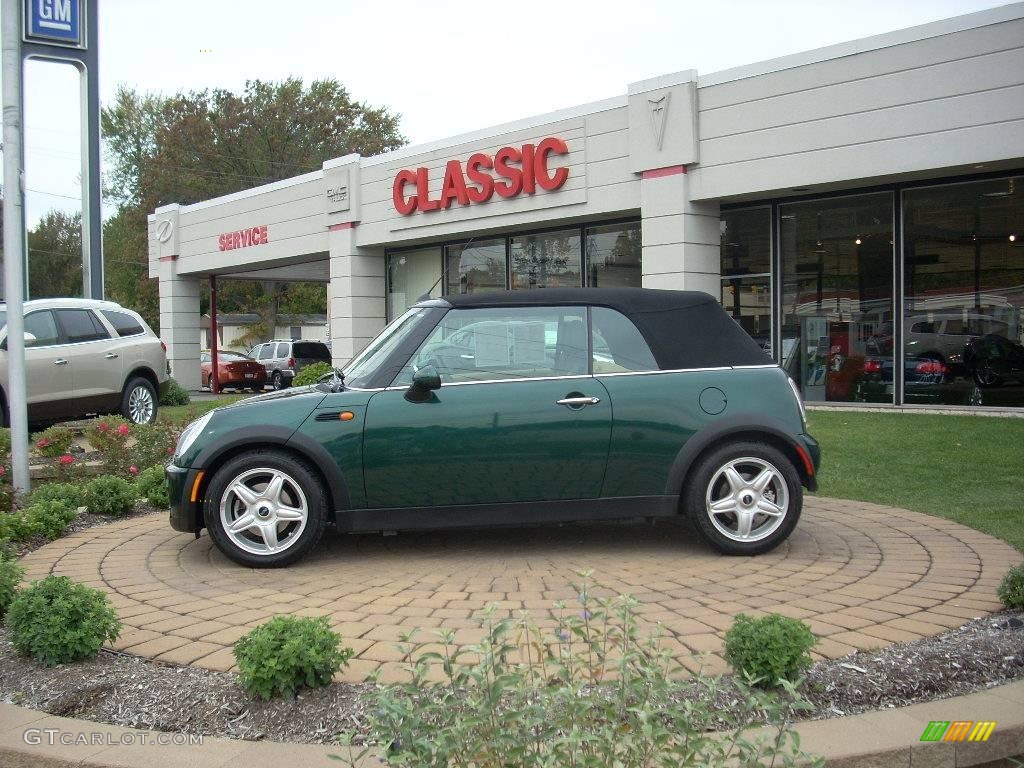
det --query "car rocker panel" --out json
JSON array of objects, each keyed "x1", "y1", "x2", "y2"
[{"x1": 167, "y1": 288, "x2": 820, "y2": 568}]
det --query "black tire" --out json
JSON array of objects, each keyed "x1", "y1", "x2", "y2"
[
  {"x1": 973, "y1": 362, "x2": 1003, "y2": 388},
  {"x1": 204, "y1": 449, "x2": 327, "y2": 568},
  {"x1": 121, "y1": 377, "x2": 158, "y2": 424},
  {"x1": 684, "y1": 441, "x2": 802, "y2": 556},
  {"x1": 272, "y1": 371, "x2": 287, "y2": 390}
]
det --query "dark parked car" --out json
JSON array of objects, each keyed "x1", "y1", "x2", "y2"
[
  {"x1": 167, "y1": 288, "x2": 820, "y2": 567},
  {"x1": 964, "y1": 334, "x2": 1024, "y2": 388}
]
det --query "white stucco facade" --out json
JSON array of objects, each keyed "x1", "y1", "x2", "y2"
[{"x1": 149, "y1": 3, "x2": 1024, "y2": 400}]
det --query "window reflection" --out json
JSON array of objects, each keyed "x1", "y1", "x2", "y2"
[
  {"x1": 585, "y1": 223, "x2": 641, "y2": 288},
  {"x1": 903, "y1": 176, "x2": 1024, "y2": 407},
  {"x1": 780, "y1": 193, "x2": 894, "y2": 403},
  {"x1": 387, "y1": 247, "x2": 442, "y2": 319},
  {"x1": 509, "y1": 229, "x2": 581, "y2": 290},
  {"x1": 721, "y1": 208, "x2": 772, "y2": 354},
  {"x1": 445, "y1": 239, "x2": 506, "y2": 295}
]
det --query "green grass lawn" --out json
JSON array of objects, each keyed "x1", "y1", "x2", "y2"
[
  {"x1": 160, "y1": 395, "x2": 246, "y2": 424},
  {"x1": 807, "y1": 410, "x2": 1024, "y2": 551}
]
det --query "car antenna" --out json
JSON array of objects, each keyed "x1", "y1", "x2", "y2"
[{"x1": 415, "y1": 235, "x2": 478, "y2": 302}]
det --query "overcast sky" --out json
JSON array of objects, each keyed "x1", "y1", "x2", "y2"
[{"x1": 9, "y1": 0, "x2": 1013, "y2": 225}]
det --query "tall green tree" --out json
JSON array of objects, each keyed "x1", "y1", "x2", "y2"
[
  {"x1": 102, "y1": 78, "x2": 406, "y2": 333},
  {"x1": 27, "y1": 210, "x2": 83, "y2": 299}
]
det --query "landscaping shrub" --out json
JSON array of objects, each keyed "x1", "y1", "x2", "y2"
[
  {"x1": 84, "y1": 417, "x2": 131, "y2": 454},
  {"x1": 0, "y1": 500, "x2": 78, "y2": 542},
  {"x1": 159, "y1": 378, "x2": 190, "y2": 407},
  {"x1": 31, "y1": 425, "x2": 75, "y2": 458},
  {"x1": 998, "y1": 563, "x2": 1024, "y2": 610},
  {"x1": 6, "y1": 576, "x2": 121, "y2": 666},
  {"x1": 292, "y1": 362, "x2": 333, "y2": 388},
  {"x1": 724, "y1": 613, "x2": 817, "y2": 688},
  {"x1": 0, "y1": 557, "x2": 23, "y2": 619},
  {"x1": 234, "y1": 615, "x2": 352, "y2": 700},
  {"x1": 337, "y1": 575, "x2": 820, "y2": 768},
  {"x1": 0, "y1": 428, "x2": 10, "y2": 456},
  {"x1": 82, "y1": 476, "x2": 137, "y2": 516},
  {"x1": 131, "y1": 421, "x2": 180, "y2": 470},
  {"x1": 136, "y1": 465, "x2": 170, "y2": 508},
  {"x1": 29, "y1": 482, "x2": 85, "y2": 510}
]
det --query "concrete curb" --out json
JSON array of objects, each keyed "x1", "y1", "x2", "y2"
[{"x1": 0, "y1": 680, "x2": 1021, "y2": 767}]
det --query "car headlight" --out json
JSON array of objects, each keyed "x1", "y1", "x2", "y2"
[
  {"x1": 787, "y1": 376, "x2": 807, "y2": 429},
  {"x1": 174, "y1": 411, "x2": 214, "y2": 462}
]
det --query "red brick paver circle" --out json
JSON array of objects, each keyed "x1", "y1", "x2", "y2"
[{"x1": 19, "y1": 498, "x2": 1021, "y2": 682}]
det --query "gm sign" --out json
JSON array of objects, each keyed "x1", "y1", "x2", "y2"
[{"x1": 24, "y1": 0, "x2": 85, "y2": 49}]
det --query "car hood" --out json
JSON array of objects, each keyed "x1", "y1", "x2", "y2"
[{"x1": 220, "y1": 386, "x2": 327, "y2": 411}]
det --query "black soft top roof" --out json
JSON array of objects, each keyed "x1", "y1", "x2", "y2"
[{"x1": 438, "y1": 287, "x2": 770, "y2": 370}]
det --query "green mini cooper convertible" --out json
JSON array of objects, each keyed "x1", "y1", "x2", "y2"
[{"x1": 167, "y1": 288, "x2": 820, "y2": 567}]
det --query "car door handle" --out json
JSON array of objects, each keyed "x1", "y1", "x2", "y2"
[
  {"x1": 556, "y1": 396, "x2": 601, "y2": 407},
  {"x1": 105, "y1": 352, "x2": 119, "y2": 359},
  {"x1": 53, "y1": 358, "x2": 68, "y2": 366}
]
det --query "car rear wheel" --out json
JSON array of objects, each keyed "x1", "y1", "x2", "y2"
[
  {"x1": 121, "y1": 377, "x2": 157, "y2": 424},
  {"x1": 272, "y1": 371, "x2": 287, "y2": 390},
  {"x1": 685, "y1": 441, "x2": 802, "y2": 555},
  {"x1": 204, "y1": 450, "x2": 327, "y2": 567}
]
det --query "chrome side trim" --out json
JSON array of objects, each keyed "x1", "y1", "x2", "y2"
[{"x1": 595, "y1": 366, "x2": 731, "y2": 378}]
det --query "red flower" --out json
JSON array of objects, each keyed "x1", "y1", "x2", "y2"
[
  {"x1": 58, "y1": 454, "x2": 75, "y2": 466},
  {"x1": 0, "y1": 466, "x2": 6, "y2": 475},
  {"x1": 117, "y1": 424, "x2": 130, "y2": 437},
  {"x1": 129, "y1": 465, "x2": 139, "y2": 476},
  {"x1": 36, "y1": 438, "x2": 50, "y2": 448},
  {"x1": 98, "y1": 422, "x2": 109, "y2": 432},
  {"x1": 167, "y1": 447, "x2": 174, "y2": 455}
]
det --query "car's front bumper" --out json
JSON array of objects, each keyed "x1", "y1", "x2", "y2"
[
  {"x1": 798, "y1": 432, "x2": 821, "y2": 491},
  {"x1": 166, "y1": 463, "x2": 202, "y2": 533}
]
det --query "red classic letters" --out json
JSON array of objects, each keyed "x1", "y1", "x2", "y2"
[
  {"x1": 393, "y1": 137, "x2": 570, "y2": 216},
  {"x1": 218, "y1": 225, "x2": 268, "y2": 251}
]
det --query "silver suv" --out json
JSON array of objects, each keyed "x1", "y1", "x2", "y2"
[
  {"x1": 246, "y1": 339, "x2": 331, "y2": 390},
  {"x1": 0, "y1": 298, "x2": 168, "y2": 425}
]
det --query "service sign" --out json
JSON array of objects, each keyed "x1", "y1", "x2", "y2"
[
  {"x1": 23, "y1": 0, "x2": 85, "y2": 49},
  {"x1": 393, "y1": 137, "x2": 570, "y2": 216},
  {"x1": 218, "y1": 226, "x2": 268, "y2": 251}
]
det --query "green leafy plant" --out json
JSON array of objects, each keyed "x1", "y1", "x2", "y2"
[
  {"x1": 0, "y1": 557, "x2": 24, "y2": 619},
  {"x1": 724, "y1": 613, "x2": 817, "y2": 688},
  {"x1": 159, "y1": 378, "x2": 190, "y2": 407},
  {"x1": 0, "y1": 510, "x2": 37, "y2": 541},
  {"x1": 234, "y1": 615, "x2": 352, "y2": 699},
  {"x1": 335, "y1": 574, "x2": 821, "y2": 768},
  {"x1": 6, "y1": 576, "x2": 120, "y2": 666},
  {"x1": 82, "y1": 475, "x2": 137, "y2": 516},
  {"x1": 83, "y1": 416, "x2": 131, "y2": 454},
  {"x1": 998, "y1": 563, "x2": 1024, "y2": 610},
  {"x1": 31, "y1": 425, "x2": 75, "y2": 458},
  {"x1": 130, "y1": 421, "x2": 180, "y2": 471},
  {"x1": 24, "y1": 501, "x2": 77, "y2": 540},
  {"x1": 29, "y1": 482, "x2": 85, "y2": 510},
  {"x1": 136, "y1": 465, "x2": 170, "y2": 508},
  {"x1": 292, "y1": 362, "x2": 334, "y2": 388}
]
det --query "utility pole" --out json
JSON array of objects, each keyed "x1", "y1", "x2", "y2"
[{"x1": 2, "y1": 0, "x2": 30, "y2": 492}]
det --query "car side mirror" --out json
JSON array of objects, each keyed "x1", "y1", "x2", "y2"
[
  {"x1": 405, "y1": 364, "x2": 441, "y2": 403},
  {"x1": 24, "y1": 332, "x2": 37, "y2": 347}
]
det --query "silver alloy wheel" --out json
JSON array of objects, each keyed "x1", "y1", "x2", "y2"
[
  {"x1": 128, "y1": 384, "x2": 155, "y2": 423},
  {"x1": 220, "y1": 467, "x2": 308, "y2": 556},
  {"x1": 705, "y1": 456, "x2": 789, "y2": 543}
]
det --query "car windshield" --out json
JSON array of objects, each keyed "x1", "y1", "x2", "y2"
[{"x1": 344, "y1": 307, "x2": 434, "y2": 389}]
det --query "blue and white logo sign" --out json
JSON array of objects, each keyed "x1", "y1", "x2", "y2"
[{"x1": 23, "y1": 0, "x2": 85, "y2": 49}]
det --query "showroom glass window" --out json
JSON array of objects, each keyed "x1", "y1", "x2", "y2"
[
  {"x1": 509, "y1": 229, "x2": 582, "y2": 290},
  {"x1": 903, "y1": 176, "x2": 1024, "y2": 408},
  {"x1": 720, "y1": 207, "x2": 772, "y2": 354},
  {"x1": 585, "y1": 222, "x2": 641, "y2": 287},
  {"x1": 445, "y1": 239, "x2": 507, "y2": 296},
  {"x1": 780, "y1": 192, "x2": 894, "y2": 403},
  {"x1": 387, "y1": 247, "x2": 442, "y2": 319}
]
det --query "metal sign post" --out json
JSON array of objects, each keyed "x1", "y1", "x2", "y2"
[{"x1": 2, "y1": 0, "x2": 30, "y2": 492}]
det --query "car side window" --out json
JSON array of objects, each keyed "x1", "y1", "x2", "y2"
[
  {"x1": 23, "y1": 310, "x2": 60, "y2": 347},
  {"x1": 101, "y1": 309, "x2": 144, "y2": 337},
  {"x1": 200, "y1": 352, "x2": 211, "y2": 363},
  {"x1": 590, "y1": 307, "x2": 658, "y2": 373},
  {"x1": 394, "y1": 306, "x2": 589, "y2": 386},
  {"x1": 56, "y1": 309, "x2": 110, "y2": 343},
  {"x1": 258, "y1": 345, "x2": 274, "y2": 360},
  {"x1": 276, "y1": 342, "x2": 290, "y2": 358}
]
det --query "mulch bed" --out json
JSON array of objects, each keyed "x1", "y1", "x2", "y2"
[{"x1": 0, "y1": 605, "x2": 1019, "y2": 744}]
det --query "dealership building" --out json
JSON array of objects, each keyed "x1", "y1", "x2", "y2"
[{"x1": 149, "y1": 3, "x2": 1024, "y2": 410}]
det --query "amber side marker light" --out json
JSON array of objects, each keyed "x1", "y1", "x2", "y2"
[
  {"x1": 339, "y1": 411, "x2": 355, "y2": 421},
  {"x1": 190, "y1": 470, "x2": 206, "y2": 503}
]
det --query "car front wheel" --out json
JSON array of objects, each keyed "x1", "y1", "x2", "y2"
[
  {"x1": 122, "y1": 377, "x2": 157, "y2": 424},
  {"x1": 203, "y1": 450, "x2": 327, "y2": 567},
  {"x1": 685, "y1": 441, "x2": 802, "y2": 555}
]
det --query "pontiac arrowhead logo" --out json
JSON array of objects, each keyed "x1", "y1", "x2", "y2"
[{"x1": 647, "y1": 92, "x2": 671, "y2": 150}]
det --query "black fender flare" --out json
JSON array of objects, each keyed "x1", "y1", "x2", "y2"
[
  {"x1": 663, "y1": 412, "x2": 815, "y2": 497},
  {"x1": 192, "y1": 425, "x2": 351, "y2": 512}
]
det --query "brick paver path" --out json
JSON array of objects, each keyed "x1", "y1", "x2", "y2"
[{"x1": 19, "y1": 498, "x2": 1021, "y2": 683}]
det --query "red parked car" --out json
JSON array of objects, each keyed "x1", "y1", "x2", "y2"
[{"x1": 200, "y1": 350, "x2": 266, "y2": 392}]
